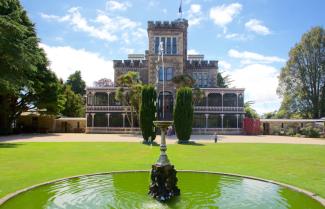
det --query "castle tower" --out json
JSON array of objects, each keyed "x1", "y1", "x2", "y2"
[{"x1": 147, "y1": 19, "x2": 189, "y2": 93}]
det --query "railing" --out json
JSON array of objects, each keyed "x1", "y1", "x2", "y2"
[
  {"x1": 86, "y1": 127, "x2": 140, "y2": 134},
  {"x1": 86, "y1": 106, "x2": 131, "y2": 112},
  {"x1": 194, "y1": 106, "x2": 244, "y2": 112}
]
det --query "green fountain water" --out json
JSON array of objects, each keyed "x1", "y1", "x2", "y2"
[{"x1": 0, "y1": 172, "x2": 323, "y2": 209}]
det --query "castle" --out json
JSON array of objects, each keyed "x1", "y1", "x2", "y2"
[{"x1": 85, "y1": 19, "x2": 245, "y2": 134}]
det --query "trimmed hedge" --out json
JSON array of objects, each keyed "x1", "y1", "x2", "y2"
[
  {"x1": 140, "y1": 85, "x2": 157, "y2": 142},
  {"x1": 174, "y1": 87, "x2": 194, "y2": 142}
]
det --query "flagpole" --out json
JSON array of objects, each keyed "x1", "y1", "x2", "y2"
[{"x1": 179, "y1": 0, "x2": 183, "y2": 19}]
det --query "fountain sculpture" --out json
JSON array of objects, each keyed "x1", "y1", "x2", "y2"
[{"x1": 148, "y1": 42, "x2": 180, "y2": 201}]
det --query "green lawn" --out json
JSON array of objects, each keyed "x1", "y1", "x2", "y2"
[{"x1": 0, "y1": 142, "x2": 324, "y2": 199}]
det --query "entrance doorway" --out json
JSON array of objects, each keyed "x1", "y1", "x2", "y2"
[
  {"x1": 158, "y1": 91, "x2": 174, "y2": 120},
  {"x1": 263, "y1": 123, "x2": 270, "y2": 135}
]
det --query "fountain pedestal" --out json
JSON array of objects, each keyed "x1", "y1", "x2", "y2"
[{"x1": 149, "y1": 121, "x2": 180, "y2": 201}]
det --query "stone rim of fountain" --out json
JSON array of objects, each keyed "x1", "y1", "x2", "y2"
[{"x1": 0, "y1": 170, "x2": 324, "y2": 207}]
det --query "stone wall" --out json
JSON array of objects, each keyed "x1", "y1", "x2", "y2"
[{"x1": 113, "y1": 60, "x2": 148, "y2": 84}]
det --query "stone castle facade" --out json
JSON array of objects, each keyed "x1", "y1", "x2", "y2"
[{"x1": 86, "y1": 19, "x2": 245, "y2": 134}]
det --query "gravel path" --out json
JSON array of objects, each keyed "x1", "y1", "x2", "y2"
[{"x1": 0, "y1": 133, "x2": 324, "y2": 145}]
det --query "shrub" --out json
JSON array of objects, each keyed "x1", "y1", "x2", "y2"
[
  {"x1": 286, "y1": 128, "x2": 296, "y2": 136},
  {"x1": 140, "y1": 85, "x2": 157, "y2": 142},
  {"x1": 300, "y1": 127, "x2": 320, "y2": 138},
  {"x1": 174, "y1": 87, "x2": 193, "y2": 142}
]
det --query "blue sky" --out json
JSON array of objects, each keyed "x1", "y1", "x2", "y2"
[{"x1": 21, "y1": 0, "x2": 325, "y2": 114}]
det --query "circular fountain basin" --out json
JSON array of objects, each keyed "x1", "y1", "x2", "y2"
[{"x1": 0, "y1": 171, "x2": 324, "y2": 209}]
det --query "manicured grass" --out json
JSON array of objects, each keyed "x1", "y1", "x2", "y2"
[{"x1": 0, "y1": 142, "x2": 324, "y2": 199}]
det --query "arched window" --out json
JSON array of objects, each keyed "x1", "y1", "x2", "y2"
[{"x1": 223, "y1": 93, "x2": 237, "y2": 107}]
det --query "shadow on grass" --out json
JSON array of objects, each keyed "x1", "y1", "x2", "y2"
[
  {"x1": 0, "y1": 143, "x2": 23, "y2": 148},
  {"x1": 177, "y1": 141, "x2": 205, "y2": 146},
  {"x1": 142, "y1": 141, "x2": 160, "y2": 146}
]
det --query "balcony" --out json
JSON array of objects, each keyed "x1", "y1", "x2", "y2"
[{"x1": 86, "y1": 105, "x2": 244, "y2": 113}]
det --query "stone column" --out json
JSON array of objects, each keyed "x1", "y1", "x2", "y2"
[
  {"x1": 106, "y1": 113, "x2": 110, "y2": 127},
  {"x1": 236, "y1": 93, "x2": 239, "y2": 110},
  {"x1": 85, "y1": 113, "x2": 88, "y2": 128},
  {"x1": 205, "y1": 92, "x2": 209, "y2": 107},
  {"x1": 221, "y1": 92, "x2": 224, "y2": 112},
  {"x1": 91, "y1": 113, "x2": 95, "y2": 127},
  {"x1": 91, "y1": 91, "x2": 95, "y2": 106},
  {"x1": 107, "y1": 92, "x2": 110, "y2": 107},
  {"x1": 122, "y1": 113, "x2": 126, "y2": 128},
  {"x1": 236, "y1": 114, "x2": 239, "y2": 128},
  {"x1": 205, "y1": 114, "x2": 209, "y2": 129},
  {"x1": 93, "y1": 92, "x2": 97, "y2": 106},
  {"x1": 221, "y1": 114, "x2": 224, "y2": 130}
]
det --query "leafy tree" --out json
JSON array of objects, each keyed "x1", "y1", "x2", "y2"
[
  {"x1": 66, "y1": 71, "x2": 86, "y2": 95},
  {"x1": 192, "y1": 87, "x2": 205, "y2": 105},
  {"x1": 61, "y1": 85, "x2": 85, "y2": 117},
  {"x1": 277, "y1": 27, "x2": 325, "y2": 119},
  {"x1": 140, "y1": 85, "x2": 157, "y2": 142},
  {"x1": 0, "y1": 0, "x2": 64, "y2": 134},
  {"x1": 174, "y1": 87, "x2": 193, "y2": 142},
  {"x1": 262, "y1": 111, "x2": 278, "y2": 119},
  {"x1": 172, "y1": 74, "x2": 195, "y2": 88},
  {"x1": 217, "y1": 72, "x2": 232, "y2": 88},
  {"x1": 244, "y1": 101, "x2": 259, "y2": 119},
  {"x1": 115, "y1": 71, "x2": 142, "y2": 127}
]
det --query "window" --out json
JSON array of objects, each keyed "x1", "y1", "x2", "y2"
[
  {"x1": 161, "y1": 37, "x2": 165, "y2": 53},
  {"x1": 202, "y1": 73, "x2": 208, "y2": 87},
  {"x1": 166, "y1": 37, "x2": 171, "y2": 54},
  {"x1": 172, "y1": 37, "x2": 177, "y2": 54},
  {"x1": 193, "y1": 72, "x2": 209, "y2": 87},
  {"x1": 159, "y1": 67, "x2": 164, "y2": 81},
  {"x1": 166, "y1": 67, "x2": 173, "y2": 80},
  {"x1": 159, "y1": 67, "x2": 173, "y2": 81},
  {"x1": 154, "y1": 36, "x2": 177, "y2": 55},
  {"x1": 154, "y1": 37, "x2": 160, "y2": 54}
]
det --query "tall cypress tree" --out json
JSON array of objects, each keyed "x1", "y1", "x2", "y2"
[
  {"x1": 174, "y1": 87, "x2": 193, "y2": 142},
  {"x1": 140, "y1": 85, "x2": 157, "y2": 142}
]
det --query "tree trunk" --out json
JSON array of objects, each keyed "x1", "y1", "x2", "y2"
[{"x1": 0, "y1": 95, "x2": 13, "y2": 134}]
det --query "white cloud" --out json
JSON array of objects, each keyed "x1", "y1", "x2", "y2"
[
  {"x1": 228, "y1": 49, "x2": 285, "y2": 64},
  {"x1": 187, "y1": 4, "x2": 203, "y2": 26},
  {"x1": 231, "y1": 64, "x2": 281, "y2": 113},
  {"x1": 222, "y1": 33, "x2": 251, "y2": 41},
  {"x1": 40, "y1": 43, "x2": 114, "y2": 86},
  {"x1": 119, "y1": 47, "x2": 135, "y2": 54},
  {"x1": 188, "y1": 49, "x2": 200, "y2": 54},
  {"x1": 40, "y1": 13, "x2": 69, "y2": 22},
  {"x1": 41, "y1": 7, "x2": 143, "y2": 43},
  {"x1": 218, "y1": 60, "x2": 232, "y2": 71},
  {"x1": 106, "y1": 0, "x2": 131, "y2": 11},
  {"x1": 245, "y1": 19, "x2": 270, "y2": 35},
  {"x1": 95, "y1": 13, "x2": 139, "y2": 31},
  {"x1": 209, "y1": 3, "x2": 242, "y2": 28}
]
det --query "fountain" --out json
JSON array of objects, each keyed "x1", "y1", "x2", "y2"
[{"x1": 148, "y1": 42, "x2": 180, "y2": 201}]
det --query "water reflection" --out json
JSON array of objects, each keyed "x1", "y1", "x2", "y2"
[{"x1": 0, "y1": 172, "x2": 323, "y2": 209}]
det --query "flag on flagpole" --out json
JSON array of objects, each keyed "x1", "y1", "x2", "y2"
[{"x1": 178, "y1": 0, "x2": 182, "y2": 14}]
